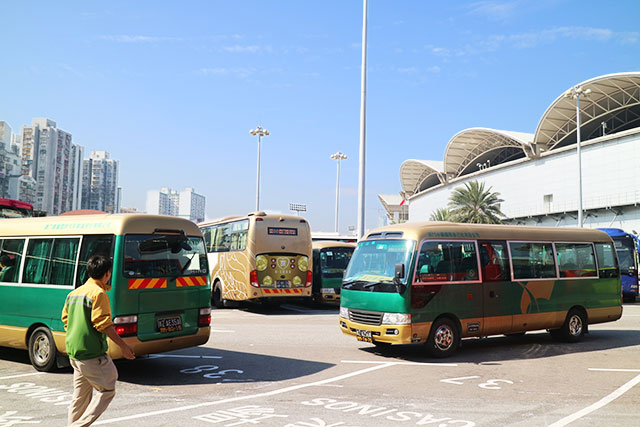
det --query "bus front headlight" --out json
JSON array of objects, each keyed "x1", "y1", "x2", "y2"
[
  {"x1": 382, "y1": 312, "x2": 411, "y2": 325},
  {"x1": 340, "y1": 306, "x2": 349, "y2": 319}
]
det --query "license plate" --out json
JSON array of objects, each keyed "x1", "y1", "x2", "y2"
[
  {"x1": 276, "y1": 280, "x2": 290, "y2": 288},
  {"x1": 157, "y1": 316, "x2": 182, "y2": 333},
  {"x1": 356, "y1": 329, "x2": 372, "y2": 343}
]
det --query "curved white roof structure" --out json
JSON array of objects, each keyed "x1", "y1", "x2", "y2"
[
  {"x1": 400, "y1": 159, "x2": 444, "y2": 197},
  {"x1": 399, "y1": 72, "x2": 640, "y2": 201},
  {"x1": 535, "y1": 72, "x2": 640, "y2": 151},
  {"x1": 443, "y1": 128, "x2": 534, "y2": 178}
]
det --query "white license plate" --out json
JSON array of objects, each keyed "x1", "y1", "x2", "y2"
[
  {"x1": 356, "y1": 329, "x2": 372, "y2": 343},
  {"x1": 276, "y1": 280, "x2": 290, "y2": 288}
]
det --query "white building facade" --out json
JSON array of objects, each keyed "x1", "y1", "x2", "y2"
[
  {"x1": 146, "y1": 186, "x2": 205, "y2": 223},
  {"x1": 82, "y1": 150, "x2": 120, "y2": 213},
  {"x1": 20, "y1": 119, "x2": 84, "y2": 215},
  {"x1": 391, "y1": 73, "x2": 640, "y2": 232}
]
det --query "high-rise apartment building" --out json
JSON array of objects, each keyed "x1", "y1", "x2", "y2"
[
  {"x1": 20, "y1": 118, "x2": 84, "y2": 215},
  {"x1": 82, "y1": 150, "x2": 120, "y2": 213},
  {"x1": 146, "y1": 186, "x2": 206, "y2": 223}
]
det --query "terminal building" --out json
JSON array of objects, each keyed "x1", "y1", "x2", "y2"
[{"x1": 381, "y1": 72, "x2": 640, "y2": 233}]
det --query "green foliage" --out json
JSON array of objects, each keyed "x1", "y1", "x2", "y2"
[
  {"x1": 429, "y1": 207, "x2": 453, "y2": 222},
  {"x1": 447, "y1": 181, "x2": 505, "y2": 224}
]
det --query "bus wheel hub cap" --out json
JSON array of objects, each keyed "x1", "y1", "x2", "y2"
[
  {"x1": 35, "y1": 336, "x2": 49, "y2": 362},
  {"x1": 569, "y1": 316, "x2": 582, "y2": 335},
  {"x1": 435, "y1": 326, "x2": 453, "y2": 349}
]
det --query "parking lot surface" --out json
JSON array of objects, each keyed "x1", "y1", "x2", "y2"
[{"x1": 1, "y1": 302, "x2": 639, "y2": 426}]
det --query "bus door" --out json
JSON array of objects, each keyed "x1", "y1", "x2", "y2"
[{"x1": 478, "y1": 241, "x2": 514, "y2": 335}]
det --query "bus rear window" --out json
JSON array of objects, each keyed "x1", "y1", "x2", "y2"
[{"x1": 123, "y1": 234, "x2": 208, "y2": 278}]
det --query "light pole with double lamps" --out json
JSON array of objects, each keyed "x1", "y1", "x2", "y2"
[
  {"x1": 249, "y1": 126, "x2": 269, "y2": 212},
  {"x1": 330, "y1": 152, "x2": 348, "y2": 233}
]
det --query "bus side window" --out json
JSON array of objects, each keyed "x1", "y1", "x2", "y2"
[
  {"x1": 23, "y1": 239, "x2": 53, "y2": 284},
  {"x1": 0, "y1": 238, "x2": 25, "y2": 283},
  {"x1": 50, "y1": 238, "x2": 80, "y2": 286},
  {"x1": 479, "y1": 241, "x2": 510, "y2": 282},
  {"x1": 76, "y1": 235, "x2": 115, "y2": 287},
  {"x1": 595, "y1": 242, "x2": 619, "y2": 279}
]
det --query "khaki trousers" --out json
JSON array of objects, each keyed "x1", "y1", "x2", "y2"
[{"x1": 68, "y1": 355, "x2": 118, "y2": 427}]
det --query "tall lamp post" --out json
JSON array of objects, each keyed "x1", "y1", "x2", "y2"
[
  {"x1": 564, "y1": 86, "x2": 591, "y2": 228},
  {"x1": 330, "y1": 152, "x2": 348, "y2": 233},
  {"x1": 249, "y1": 126, "x2": 269, "y2": 211},
  {"x1": 356, "y1": 0, "x2": 368, "y2": 238}
]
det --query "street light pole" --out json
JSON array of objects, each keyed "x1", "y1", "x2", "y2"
[
  {"x1": 249, "y1": 126, "x2": 269, "y2": 212},
  {"x1": 564, "y1": 86, "x2": 591, "y2": 228},
  {"x1": 330, "y1": 152, "x2": 347, "y2": 233},
  {"x1": 356, "y1": 0, "x2": 368, "y2": 238}
]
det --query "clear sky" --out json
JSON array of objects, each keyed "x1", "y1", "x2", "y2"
[{"x1": 1, "y1": 1, "x2": 639, "y2": 232}]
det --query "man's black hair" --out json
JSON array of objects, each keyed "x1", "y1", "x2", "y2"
[
  {"x1": 87, "y1": 255, "x2": 112, "y2": 280},
  {"x1": 0, "y1": 254, "x2": 11, "y2": 266}
]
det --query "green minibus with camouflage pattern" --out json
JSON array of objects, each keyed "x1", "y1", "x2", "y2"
[{"x1": 339, "y1": 222, "x2": 622, "y2": 357}]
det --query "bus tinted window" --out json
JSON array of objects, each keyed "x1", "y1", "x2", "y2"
[
  {"x1": 595, "y1": 242, "x2": 619, "y2": 278},
  {"x1": 556, "y1": 243, "x2": 597, "y2": 278},
  {"x1": 229, "y1": 220, "x2": 249, "y2": 251},
  {"x1": 320, "y1": 247, "x2": 353, "y2": 278},
  {"x1": 510, "y1": 242, "x2": 556, "y2": 279},
  {"x1": 76, "y1": 235, "x2": 115, "y2": 287},
  {"x1": 123, "y1": 234, "x2": 208, "y2": 278},
  {"x1": 23, "y1": 238, "x2": 79, "y2": 285},
  {"x1": 479, "y1": 241, "x2": 510, "y2": 282},
  {"x1": 0, "y1": 239, "x2": 24, "y2": 283},
  {"x1": 416, "y1": 241, "x2": 478, "y2": 282}
]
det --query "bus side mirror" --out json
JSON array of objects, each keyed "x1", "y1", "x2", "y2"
[{"x1": 395, "y1": 263, "x2": 405, "y2": 279}]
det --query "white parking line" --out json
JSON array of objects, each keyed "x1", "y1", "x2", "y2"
[
  {"x1": 147, "y1": 355, "x2": 222, "y2": 359},
  {"x1": 548, "y1": 372, "x2": 640, "y2": 427},
  {"x1": 95, "y1": 363, "x2": 395, "y2": 424},
  {"x1": 589, "y1": 368, "x2": 640, "y2": 373},
  {"x1": 0, "y1": 372, "x2": 45, "y2": 380},
  {"x1": 341, "y1": 360, "x2": 458, "y2": 367},
  {"x1": 211, "y1": 329, "x2": 235, "y2": 333}
]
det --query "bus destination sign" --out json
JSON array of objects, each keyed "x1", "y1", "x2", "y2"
[{"x1": 268, "y1": 227, "x2": 298, "y2": 236}]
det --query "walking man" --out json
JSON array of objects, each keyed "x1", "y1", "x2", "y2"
[{"x1": 61, "y1": 254, "x2": 135, "y2": 426}]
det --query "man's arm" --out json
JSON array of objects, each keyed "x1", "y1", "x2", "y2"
[{"x1": 104, "y1": 325, "x2": 135, "y2": 360}]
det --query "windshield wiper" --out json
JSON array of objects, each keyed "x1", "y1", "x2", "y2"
[
  {"x1": 180, "y1": 253, "x2": 197, "y2": 274},
  {"x1": 342, "y1": 279, "x2": 373, "y2": 289}
]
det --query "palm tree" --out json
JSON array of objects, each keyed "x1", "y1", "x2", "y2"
[
  {"x1": 448, "y1": 181, "x2": 505, "y2": 224},
  {"x1": 429, "y1": 207, "x2": 453, "y2": 222}
]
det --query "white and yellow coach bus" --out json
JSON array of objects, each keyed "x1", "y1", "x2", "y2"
[{"x1": 199, "y1": 212, "x2": 313, "y2": 307}]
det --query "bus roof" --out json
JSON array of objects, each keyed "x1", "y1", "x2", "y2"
[
  {"x1": 312, "y1": 240, "x2": 356, "y2": 250},
  {"x1": 0, "y1": 214, "x2": 203, "y2": 237},
  {"x1": 363, "y1": 221, "x2": 612, "y2": 243},
  {"x1": 199, "y1": 211, "x2": 308, "y2": 227},
  {"x1": 0, "y1": 198, "x2": 33, "y2": 210}
]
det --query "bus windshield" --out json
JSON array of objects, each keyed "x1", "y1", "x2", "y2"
[
  {"x1": 320, "y1": 247, "x2": 353, "y2": 278},
  {"x1": 124, "y1": 234, "x2": 208, "y2": 278},
  {"x1": 343, "y1": 239, "x2": 414, "y2": 292},
  {"x1": 612, "y1": 236, "x2": 636, "y2": 272}
]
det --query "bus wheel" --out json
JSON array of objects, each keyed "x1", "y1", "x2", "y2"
[
  {"x1": 426, "y1": 317, "x2": 459, "y2": 358},
  {"x1": 560, "y1": 308, "x2": 586, "y2": 343},
  {"x1": 28, "y1": 326, "x2": 57, "y2": 372},
  {"x1": 212, "y1": 282, "x2": 224, "y2": 309}
]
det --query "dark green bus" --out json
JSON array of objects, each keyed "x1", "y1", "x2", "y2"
[
  {"x1": 312, "y1": 241, "x2": 355, "y2": 303},
  {"x1": 339, "y1": 222, "x2": 622, "y2": 357}
]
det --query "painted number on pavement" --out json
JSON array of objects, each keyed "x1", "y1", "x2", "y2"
[{"x1": 440, "y1": 376, "x2": 514, "y2": 390}]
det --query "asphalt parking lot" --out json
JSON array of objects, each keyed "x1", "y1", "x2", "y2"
[{"x1": 1, "y1": 301, "x2": 639, "y2": 427}]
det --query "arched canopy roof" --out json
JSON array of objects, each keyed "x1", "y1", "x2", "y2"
[
  {"x1": 400, "y1": 159, "x2": 444, "y2": 197},
  {"x1": 535, "y1": 72, "x2": 640, "y2": 151},
  {"x1": 443, "y1": 128, "x2": 533, "y2": 178}
]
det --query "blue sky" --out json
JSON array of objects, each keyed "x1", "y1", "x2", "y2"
[{"x1": 1, "y1": 1, "x2": 639, "y2": 232}]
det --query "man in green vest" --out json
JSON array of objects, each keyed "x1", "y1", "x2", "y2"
[{"x1": 61, "y1": 255, "x2": 135, "y2": 426}]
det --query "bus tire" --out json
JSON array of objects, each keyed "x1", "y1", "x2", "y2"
[
  {"x1": 560, "y1": 308, "x2": 587, "y2": 343},
  {"x1": 426, "y1": 317, "x2": 460, "y2": 358},
  {"x1": 212, "y1": 282, "x2": 224, "y2": 309},
  {"x1": 28, "y1": 326, "x2": 57, "y2": 372}
]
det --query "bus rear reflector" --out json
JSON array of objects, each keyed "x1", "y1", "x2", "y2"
[
  {"x1": 250, "y1": 270, "x2": 259, "y2": 287},
  {"x1": 113, "y1": 315, "x2": 138, "y2": 337},
  {"x1": 198, "y1": 307, "x2": 211, "y2": 327},
  {"x1": 305, "y1": 270, "x2": 312, "y2": 287}
]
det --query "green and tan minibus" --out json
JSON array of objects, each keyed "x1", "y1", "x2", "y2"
[
  {"x1": 199, "y1": 212, "x2": 313, "y2": 307},
  {"x1": 312, "y1": 240, "x2": 355, "y2": 303},
  {"x1": 0, "y1": 214, "x2": 211, "y2": 371},
  {"x1": 339, "y1": 222, "x2": 622, "y2": 357}
]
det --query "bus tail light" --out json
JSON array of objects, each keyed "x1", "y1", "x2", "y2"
[
  {"x1": 113, "y1": 315, "x2": 138, "y2": 337},
  {"x1": 198, "y1": 307, "x2": 211, "y2": 327},
  {"x1": 305, "y1": 270, "x2": 312, "y2": 287},
  {"x1": 250, "y1": 270, "x2": 260, "y2": 287}
]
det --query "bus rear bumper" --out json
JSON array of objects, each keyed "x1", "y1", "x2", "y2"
[
  {"x1": 107, "y1": 327, "x2": 211, "y2": 360},
  {"x1": 339, "y1": 317, "x2": 414, "y2": 344}
]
